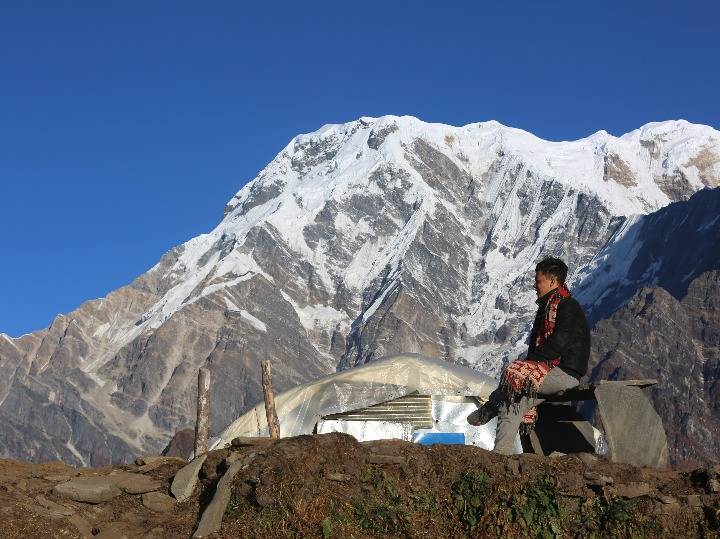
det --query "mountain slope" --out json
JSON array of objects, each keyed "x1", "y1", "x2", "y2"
[
  {"x1": 588, "y1": 271, "x2": 720, "y2": 466},
  {"x1": 575, "y1": 187, "x2": 720, "y2": 466},
  {"x1": 574, "y1": 186, "x2": 720, "y2": 323},
  {"x1": 1, "y1": 116, "x2": 718, "y2": 465}
]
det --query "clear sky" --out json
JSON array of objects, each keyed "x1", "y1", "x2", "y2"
[{"x1": 1, "y1": 1, "x2": 718, "y2": 336}]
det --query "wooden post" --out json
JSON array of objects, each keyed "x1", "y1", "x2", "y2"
[
  {"x1": 194, "y1": 367, "x2": 211, "y2": 456},
  {"x1": 261, "y1": 360, "x2": 280, "y2": 439}
]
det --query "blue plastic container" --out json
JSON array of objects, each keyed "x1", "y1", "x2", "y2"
[{"x1": 413, "y1": 432, "x2": 465, "y2": 445}]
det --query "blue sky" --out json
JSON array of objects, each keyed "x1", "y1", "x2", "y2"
[{"x1": 1, "y1": 1, "x2": 718, "y2": 336}]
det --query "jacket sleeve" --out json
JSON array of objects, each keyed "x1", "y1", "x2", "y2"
[{"x1": 525, "y1": 299, "x2": 575, "y2": 362}]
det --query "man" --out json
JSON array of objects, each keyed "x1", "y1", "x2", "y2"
[{"x1": 468, "y1": 256, "x2": 591, "y2": 454}]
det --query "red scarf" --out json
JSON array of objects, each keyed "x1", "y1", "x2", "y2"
[{"x1": 502, "y1": 283, "x2": 571, "y2": 425}]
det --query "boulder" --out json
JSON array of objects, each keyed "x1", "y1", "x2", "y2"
[
  {"x1": 142, "y1": 491, "x2": 176, "y2": 513},
  {"x1": 170, "y1": 455, "x2": 207, "y2": 502},
  {"x1": 193, "y1": 461, "x2": 244, "y2": 538},
  {"x1": 53, "y1": 476, "x2": 122, "y2": 504},
  {"x1": 613, "y1": 482, "x2": 652, "y2": 498},
  {"x1": 108, "y1": 471, "x2": 162, "y2": 494}
]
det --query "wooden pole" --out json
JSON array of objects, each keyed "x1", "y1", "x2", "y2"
[
  {"x1": 261, "y1": 360, "x2": 280, "y2": 439},
  {"x1": 194, "y1": 367, "x2": 211, "y2": 456}
]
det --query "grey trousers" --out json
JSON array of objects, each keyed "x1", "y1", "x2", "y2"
[{"x1": 493, "y1": 367, "x2": 579, "y2": 454}]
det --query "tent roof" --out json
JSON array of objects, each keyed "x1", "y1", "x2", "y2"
[{"x1": 212, "y1": 353, "x2": 497, "y2": 448}]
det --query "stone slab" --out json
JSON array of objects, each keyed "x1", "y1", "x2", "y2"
[
  {"x1": 170, "y1": 454, "x2": 207, "y2": 503},
  {"x1": 53, "y1": 476, "x2": 122, "y2": 504},
  {"x1": 108, "y1": 471, "x2": 162, "y2": 494},
  {"x1": 595, "y1": 384, "x2": 669, "y2": 468},
  {"x1": 193, "y1": 460, "x2": 244, "y2": 538},
  {"x1": 36, "y1": 494, "x2": 75, "y2": 516},
  {"x1": 142, "y1": 491, "x2": 176, "y2": 513}
]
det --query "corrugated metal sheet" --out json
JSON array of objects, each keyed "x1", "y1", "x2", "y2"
[{"x1": 322, "y1": 394, "x2": 433, "y2": 429}]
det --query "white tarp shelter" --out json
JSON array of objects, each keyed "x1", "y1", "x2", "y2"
[{"x1": 211, "y1": 353, "x2": 522, "y2": 452}]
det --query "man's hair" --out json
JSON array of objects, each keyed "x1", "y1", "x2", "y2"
[{"x1": 535, "y1": 256, "x2": 569, "y2": 283}]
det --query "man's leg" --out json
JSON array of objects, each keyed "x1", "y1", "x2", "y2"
[{"x1": 493, "y1": 368, "x2": 579, "y2": 455}]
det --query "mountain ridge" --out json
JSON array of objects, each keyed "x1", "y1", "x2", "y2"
[{"x1": 1, "y1": 116, "x2": 718, "y2": 465}]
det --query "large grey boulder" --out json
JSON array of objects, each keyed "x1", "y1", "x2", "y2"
[{"x1": 53, "y1": 476, "x2": 122, "y2": 504}]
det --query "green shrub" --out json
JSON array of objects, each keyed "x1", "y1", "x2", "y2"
[{"x1": 451, "y1": 470, "x2": 491, "y2": 531}]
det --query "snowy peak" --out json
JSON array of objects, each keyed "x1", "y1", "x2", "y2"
[
  {"x1": 227, "y1": 116, "x2": 719, "y2": 221},
  {"x1": 1, "y1": 116, "x2": 718, "y2": 466}
]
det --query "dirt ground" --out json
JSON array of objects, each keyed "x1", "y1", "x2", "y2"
[{"x1": 1, "y1": 433, "x2": 719, "y2": 538}]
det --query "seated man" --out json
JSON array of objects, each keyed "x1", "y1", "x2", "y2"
[{"x1": 468, "y1": 256, "x2": 591, "y2": 454}]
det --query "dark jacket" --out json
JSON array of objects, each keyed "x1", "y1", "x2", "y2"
[{"x1": 525, "y1": 289, "x2": 590, "y2": 379}]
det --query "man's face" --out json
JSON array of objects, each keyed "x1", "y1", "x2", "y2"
[{"x1": 534, "y1": 271, "x2": 558, "y2": 298}]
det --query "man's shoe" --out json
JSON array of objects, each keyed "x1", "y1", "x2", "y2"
[{"x1": 467, "y1": 401, "x2": 499, "y2": 426}]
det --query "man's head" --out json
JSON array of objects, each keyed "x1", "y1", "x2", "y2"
[{"x1": 534, "y1": 256, "x2": 568, "y2": 298}]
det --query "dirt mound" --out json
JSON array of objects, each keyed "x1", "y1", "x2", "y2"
[{"x1": 1, "y1": 434, "x2": 719, "y2": 538}]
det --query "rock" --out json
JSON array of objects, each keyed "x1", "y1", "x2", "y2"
[
  {"x1": 170, "y1": 454, "x2": 207, "y2": 502},
  {"x1": 557, "y1": 472, "x2": 585, "y2": 494},
  {"x1": 505, "y1": 458, "x2": 520, "y2": 476},
  {"x1": 594, "y1": 384, "x2": 669, "y2": 469},
  {"x1": 68, "y1": 514, "x2": 94, "y2": 538},
  {"x1": 25, "y1": 503, "x2": 67, "y2": 519},
  {"x1": 577, "y1": 452, "x2": 599, "y2": 467},
  {"x1": 655, "y1": 494, "x2": 677, "y2": 505},
  {"x1": 225, "y1": 452, "x2": 243, "y2": 465},
  {"x1": 53, "y1": 476, "x2": 122, "y2": 504},
  {"x1": 325, "y1": 472, "x2": 351, "y2": 482},
  {"x1": 613, "y1": 482, "x2": 652, "y2": 498},
  {"x1": 108, "y1": 471, "x2": 162, "y2": 494},
  {"x1": 35, "y1": 494, "x2": 75, "y2": 516},
  {"x1": 685, "y1": 494, "x2": 703, "y2": 507},
  {"x1": 583, "y1": 471, "x2": 614, "y2": 487},
  {"x1": 161, "y1": 428, "x2": 195, "y2": 460},
  {"x1": 549, "y1": 451, "x2": 566, "y2": 458},
  {"x1": 142, "y1": 491, "x2": 176, "y2": 513},
  {"x1": 708, "y1": 478, "x2": 720, "y2": 493},
  {"x1": 193, "y1": 461, "x2": 245, "y2": 538}
]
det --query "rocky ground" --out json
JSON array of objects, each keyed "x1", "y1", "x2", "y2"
[{"x1": 1, "y1": 433, "x2": 719, "y2": 538}]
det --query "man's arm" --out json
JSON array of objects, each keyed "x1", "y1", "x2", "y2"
[{"x1": 524, "y1": 299, "x2": 577, "y2": 362}]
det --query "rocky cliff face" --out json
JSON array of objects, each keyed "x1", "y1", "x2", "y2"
[
  {"x1": 577, "y1": 187, "x2": 720, "y2": 467},
  {"x1": 588, "y1": 272, "x2": 720, "y2": 467},
  {"x1": 1, "y1": 116, "x2": 718, "y2": 465},
  {"x1": 574, "y1": 186, "x2": 720, "y2": 324}
]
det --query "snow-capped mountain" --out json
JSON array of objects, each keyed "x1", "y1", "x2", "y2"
[
  {"x1": 1, "y1": 116, "x2": 718, "y2": 465},
  {"x1": 575, "y1": 186, "x2": 720, "y2": 323},
  {"x1": 573, "y1": 186, "x2": 720, "y2": 466}
]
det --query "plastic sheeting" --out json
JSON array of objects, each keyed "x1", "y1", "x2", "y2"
[
  {"x1": 317, "y1": 419, "x2": 414, "y2": 442},
  {"x1": 211, "y1": 353, "x2": 497, "y2": 449}
]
